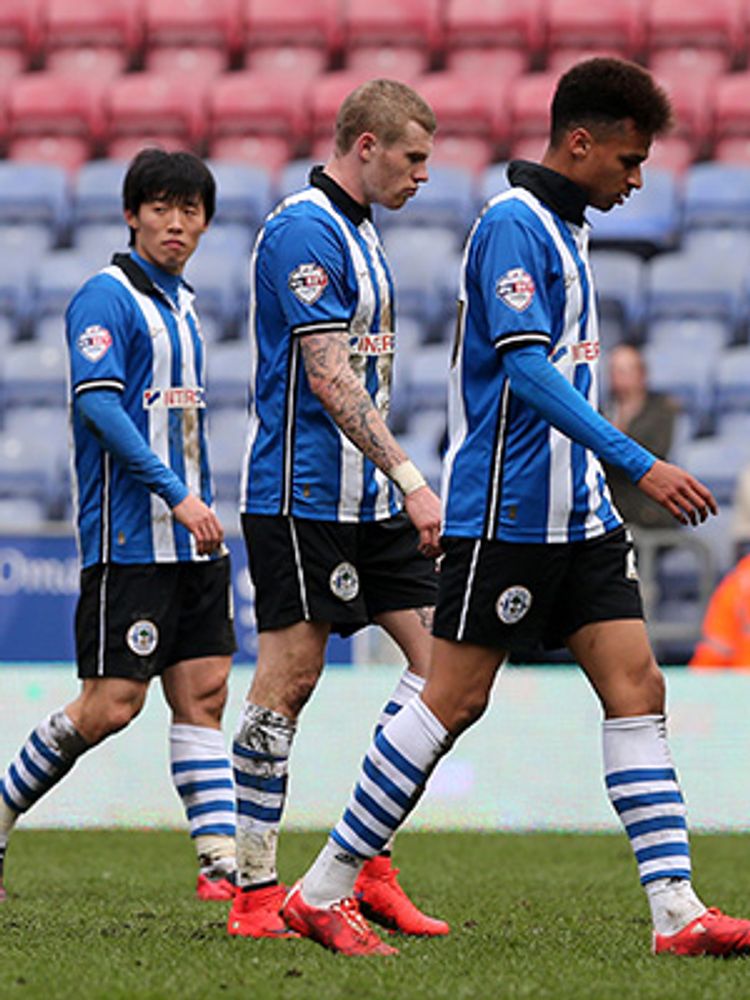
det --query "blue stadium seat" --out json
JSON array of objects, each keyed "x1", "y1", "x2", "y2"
[
  {"x1": 376, "y1": 164, "x2": 478, "y2": 240},
  {"x1": 589, "y1": 168, "x2": 680, "y2": 253},
  {"x1": 381, "y1": 226, "x2": 461, "y2": 336},
  {"x1": 0, "y1": 427, "x2": 59, "y2": 508},
  {"x1": 404, "y1": 340, "x2": 451, "y2": 411},
  {"x1": 590, "y1": 249, "x2": 646, "y2": 341},
  {"x1": 646, "y1": 317, "x2": 733, "y2": 356},
  {"x1": 73, "y1": 222, "x2": 129, "y2": 260},
  {"x1": 205, "y1": 160, "x2": 276, "y2": 232},
  {"x1": 713, "y1": 346, "x2": 750, "y2": 417},
  {"x1": 277, "y1": 158, "x2": 316, "y2": 199},
  {"x1": 642, "y1": 340, "x2": 716, "y2": 434},
  {"x1": 644, "y1": 245, "x2": 748, "y2": 338},
  {"x1": 206, "y1": 407, "x2": 248, "y2": 512},
  {"x1": 679, "y1": 435, "x2": 750, "y2": 506},
  {"x1": 0, "y1": 162, "x2": 71, "y2": 246},
  {"x1": 29, "y1": 250, "x2": 94, "y2": 325},
  {"x1": 0, "y1": 255, "x2": 34, "y2": 335},
  {"x1": 184, "y1": 249, "x2": 248, "y2": 339},
  {"x1": 478, "y1": 161, "x2": 511, "y2": 205},
  {"x1": 72, "y1": 160, "x2": 129, "y2": 227},
  {"x1": 683, "y1": 162, "x2": 750, "y2": 230},
  {"x1": 205, "y1": 339, "x2": 251, "y2": 409},
  {"x1": 1, "y1": 342, "x2": 67, "y2": 408},
  {"x1": 0, "y1": 223, "x2": 56, "y2": 260}
]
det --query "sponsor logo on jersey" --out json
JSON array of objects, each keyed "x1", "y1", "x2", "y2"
[
  {"x1": 289, "y1": 262, "x2": 329, "y2": 305},
  {"x1": 496, "y1": 268, "x2": 535, "y2": 312},
  {"x1": 142, "y1": 386, "x2": 206, "y2": 409},
  {"x1": 569, "y1": 340, "x2": 600, "y2": 363},
  {"x1": 126, "y1": 619, "x2": 159, "y2": 656},
  {"x1": 348, "y1": 332, "x2": 396, "y2": 355},
  {"x1": 76, "y1": 325, "x2": 113, "y2": 362},
  {"x1": 330, "y1": 561, "x2": 359, "y2": 602},
  {"x1": 495, "y1": 585, "x2": 532, "y2": 624}
]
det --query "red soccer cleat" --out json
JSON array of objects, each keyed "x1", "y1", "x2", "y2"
[
  {"x1": 196, "y1": 870, "x2": 237, "y2": 901},
  {"x1": 355, "y1": 855, "x2": 450, "y2": 937},
  {"x1": 654, "y1": 908, "x2": 750, "y2": 956},
  {"x1": 227, "y1": 883, "x2": 300, "y2": 938},
  {"x1": 281, "y1": 881, "x2": 398, "y2": 956}
]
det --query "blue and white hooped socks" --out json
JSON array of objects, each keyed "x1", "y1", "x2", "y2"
[
  {"x1": 302, "y1": 695, "x2": 449, "y2": 908},
  {"x1": 0, "y1": 710, "x2": 88, "y2": 834},
  {"x1": 169, "y1": 723, "x2": 236, "y2": 876},
  {"x1": 603, "y1": 714, "x2": 705, "y2": 935},
  {"x1": 232, "y1": 702, "x2": 296, "y2": 888}
]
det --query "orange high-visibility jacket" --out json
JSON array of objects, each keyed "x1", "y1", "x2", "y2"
[{"x1": 689, "y1": 554, "x2": 750, "y2": 669}]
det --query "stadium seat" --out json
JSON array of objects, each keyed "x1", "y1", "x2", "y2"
[
  {"x1": 445, "y1": 46, "x2": 528, "y2": 79},
  {"x1": 205, "y1": 160, "x2": 275, "y2": 231},
  {"x1": 683, "y1": 163, "x2": 750, "y2": 229},
  {"x1": 41, "y1": 0, "x2": 141, "y2": 73},
  {"x1": 377, "y1": 163, "x2": 478, "y2": 239},
  {"x1": 143, "y1": 0, "x2": 242, "y2": 76},
  {"x1": 28, "y1": 249, "x2": 93, "y2": 325},
  {"x1": 588, "y1": 168, "x2": 681, "y2": 254},
  {"x1": 0, "y1": 495, "x2": 48, "y2": 527},
  {"x1": 713, "y1": 73, "x2": 750, "y2": 152},
  {"x1": 6, "y1": 73, "x2": 106, "y2": 169},
  {"x1": 205, "y1": 407, "x2": 248, "y2": 509},
  {"x1": 713, "y1": 136, "x2": 750, "y2": 166},
  {"x1": 199, "y1": 223, "x2": 255, "y2": 258},
  {"x1": 183, "y1": 250, "x2": 247, "y2": 338},
  {"x1": 205, "y1": 339, "x2": 251, "y2": 409},
  {"x1": 713, "y1": 346, "x2": 750, "y2": 417},
  {"x1": 310, "y1": 71, "x2": 379, "y2": 151},
  {"x1": 241, "y1": 0, "x2": 340, "y2": 70},
  {"x1": 0, "y1": 255, "x2": 33, "y2": 334},
  {"x1": 211, "y1": 135, "x2": 291, "y2": 173},
  {"x1": 206, "y1": 72, "x2": 311, "y2": 164},
  {"x1": 277, "y1": 159, "x2": 316, "y2": 198},
  {"x1": 72, "y1": 160, "x2": 128, "y2": 228},
  {"x1": 645, "y1": 137, "x2": 695, "y2": 175},
  {"x1": 430, "y1": 135, "x2": 495, "y2": 175},
  {"x1": 678, "y1": 435, "x2": 750, "y2": 506},
  {"x1": 649, "y1": 46, "x2": 729, "y2": 79},
  {"x1": 0, "y1": 430, "x2": 59, "y2": 511},
  {"x1": 590, "y1": 249, "x2": 646, "y2": 341},
  {"x1": 72, "y1": 222, "x2": 129, "y2": 261},
  {"x1": 104, "y1": 73, "x2": 209, "y2": 158},
  {"x1": 642, "y1": 338, "x2": 718, "y2": 432},
  {"x1": 381, "y1": 226, "x2": 461, "y2": 335},
  {"x1": 415, "y1": 71, "x2": 515, "y2": 159},
  {"x1": 508, "y1": 72, "x2": 558, "y2": 147},
  {"x1": 478, "y1": 162, "x2": 511, "y2": 205},
  {"x1": 402, "y1": 340, "x2": 451, "y2": 411},
  {"x1": 545, "y1": 47, "x2": 621, "y2": 74},
  {"x1": 244, "y1": 44, "x2": 328, "y2": 77},
  {"x1": 344, "y1": 0, "x2": 442, "y2": 65},
  {"x1": 443, "y1": 0, "x2": 544, "y2": 66},
  {"x1": 0, "y1": 162, "x2": 71, "y2": 246},
  {"x1": 0, "y1": 0, "x2": 43, "y2": 72},
  {"x1": 644, "y1": 243, "x2": 749, "y2": 338},
  {"x1": 647, "y1": 317, "x2": 733, "y2": 357},
  {"x1": 0, "y1": 223, "x2": 56, "y2": 263},
  {"x1": 1, "y1": 341, "x2": 68, "y2": 408},
  {"x1": 644, "y1": 0, "x2": 744, "y2": 72},
  {"x1": 345, "y1": 44, "x2": 430, "y2": 79},
  {"x1": 653, "y1": 70, "x2": 717, "y2": 162},
  {"x1": 544, "y1": 0, "x2": 642, "y2": 63}
]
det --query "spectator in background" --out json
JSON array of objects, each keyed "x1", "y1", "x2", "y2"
[
  {"x1": 689, "y1": 554, "x2": 750, "y2": 669},
  {"x1": 603, "y1": 343, "x2": 680, "y2": 530}
]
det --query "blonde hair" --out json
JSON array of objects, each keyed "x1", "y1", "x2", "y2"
[{"x1": 334, "y1": 78, "x2": 436, "y2": 154}]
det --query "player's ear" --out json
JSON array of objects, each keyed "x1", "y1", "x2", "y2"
[
  {"x1": 123, "y1": 209, "x2": 139, "y2": 230},
  {"x1": 569, "y1": 127, "x2": 593, "y2": 160},
  {"x1": 357, "y1": 132, "x2": 378, "y2": 161}
]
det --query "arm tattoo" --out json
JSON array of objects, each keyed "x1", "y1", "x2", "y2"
[{"x1": 300, "y1": 331, "x2": 406, "y2": 474}]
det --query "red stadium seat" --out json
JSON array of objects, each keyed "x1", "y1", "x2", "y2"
[
  {"x1": 310, "y1": 71, "x2": 378, "y2": 147},
  {"x1": 145, "y1": 46, "x2": 229, "y2": 78},
  {"x1": 714, "y1": 136, "x2": 750, "y2": 166},
  {"x1": 104, "y1": 73, "x2": 209, "y2": 156},
  {"x1": 343, "y1": 0, "x2": 442, "y2": 60},
  {"x1": 654, "y1": 70, "x2": 717, "y2": 159},
  {"x1": 7, "y1": 72, "x2": 105, "y2": 146},
  {"x1": 245, "y1": 45, "x2": 328, "y2": 77},
  {"x1": 510, "y1": 134, "x2": 547, "y2": 163},
  {"x1": 544, "y1": 0, "x2": 643, "y2": 63},
  {"x1": 443, "y1": 0, "x2": 545, "y2": 66},
  {"x1": 0, "y1": 0, "x2": 43, "y2": 68},
  {"x1": 713, "y1": 73, "x2": 750, "y2": 148},
  {"x1": 644, "y1": 0, "x2": 745, "y2": 72},
  {"x1": 46, "y1": 46, "x2": 129, "y2": 79},
  {"x1": 508, "y1": 72, "x2": 558, "y2": 145},
  {"x1": 430, "y1": 135, "x2": 494, "y2": 175},
  {"x1": 345, "y1": 44, "x2": 430, "y2": 78},
  {"x1": 41, "y1": 0, "x2": 141, "y2": 70},
  {"x1": 650, "y1": 47, "x2": 730, "y2": 79},
  {"x1": 0, "y1": 48, "x2": 27, "y2": 78},
  {"x1": 143, "y1": 0, "x2": 242, "y2": 72},
  {"x1": 545, "y1": 47, "x2": 622, "y2": 74},
  {"x1": 208, "y1": 135, "x2": 291, "y2": 172},
  {"x1": 445, "y1": 47, "x2": 527, "y2": 79},
  {"x1": 7, "y1": 135, "x2": 92, "y2": 172},
  {"x1": 106, "y1": 134, "x2": 194, "y2": 162},
  {"x1": 242, "y1": 0, "x2": 340, "y2": 66},
  {"x1": 415, "y1": 71, "x2": 515, "y2": 154},
  {"x1": 646, "y1": 136, "x2": 695, "y2": 174},
  {"x1": 207, "y1": 72, "x2": 311, "y2": 160}
]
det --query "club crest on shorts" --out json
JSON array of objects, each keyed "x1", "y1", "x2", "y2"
[
  {"x1": 495, "y1": 267, "x2": 535, "y2": 312},
  {"x1": 496, "y1": 585, "x2": 532, "y2": 625},
  {"x1": 288, "y1": 263, "x2": 329, "y2": 305},
  {"x1": 330, "y1": 561, "x2": 359, "y2": 602},
  {"x1": 126, "y1": 619, "x2": 159, "y2": 656}
]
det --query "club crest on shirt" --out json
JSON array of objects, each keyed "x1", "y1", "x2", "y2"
[
  {"x1": 330, "y1": 561, "x2": 359, "y2": 602},
  {"x1": 76, "y1": 325, "x2": 113, "y2": 362},
  {"x1": 126, "y1": 619, "x2": 159, "y2": 657},
  {"x1": 495, "y1": 268, "x2": 535, "y2": 312},
  {"x1": 289, "y1": 263, "x2": 329, "y2": 305},
  {"x1": 496, "y1": 585, "x2": 532, "y2": 625}
]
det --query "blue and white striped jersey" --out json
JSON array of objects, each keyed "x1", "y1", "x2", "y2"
[
  {"x1": 443, "y1": 162, "x2": 623, "y2": 544},
  {"x1": 240, "y1": 168, "x2": 401, "y2": 523},
  {"x1": 67, "y1": 252, "x2": 214, "y2": 566}
]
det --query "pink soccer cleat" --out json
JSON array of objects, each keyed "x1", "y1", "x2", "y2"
[
  {"x1": 227, "y1": 883, "x2": 299, "y2": 938},
  {"x1": 196, "y1": 869, "x2": 237, "y2": 901},
  {"x1": 281, "y1": 881, "x2": 398, "y2": 956},
  {"x1": 355, "y1": 855, "x2": 450, "y2": 936},
  {"x1": 654, "y1": 908, "x2": 750, "y2": 956}
]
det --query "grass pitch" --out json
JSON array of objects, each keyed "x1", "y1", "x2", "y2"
[{"x1": 1, "y1": 830, "x2": 750, "y2": 1000}]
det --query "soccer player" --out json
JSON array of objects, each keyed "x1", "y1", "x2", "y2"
[
  {"x1": 227, "y1": 79, "x2": 447, "y2": 941},
  {"x1": 279, "y1": 58, "x2": 750, "y2": 957},
  {"x1": 0, "y1": 149, "x2": 237, "y2": 903}
]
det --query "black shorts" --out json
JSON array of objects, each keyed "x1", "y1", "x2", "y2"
[
  {"x1": 242, "y1": 512, "x2": 439, "y2": 636},
  {"x1": 433, "y1": 527, "x2": 643, "y2": 657},
  {"x1": 75, "y1": 556, "x2": 237, "y2": 681}
]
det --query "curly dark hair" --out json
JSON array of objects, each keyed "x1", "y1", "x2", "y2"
[{"x1": 550, "y1": 57, "x2": 673, "y2": 145}]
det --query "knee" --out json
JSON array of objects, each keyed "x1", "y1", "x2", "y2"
[
  {"x1": 606, "y1": 656, "x2": 665, "y2": 718},
  {"x1": 82, "y1": 698, "x2": 142, "y2": 743},
  {"x1": 424, "y1": 686, "x2": 490, "y2": 737},
  {"x1": 250, "y1": 654, "x2": 323, "y2": 719}
]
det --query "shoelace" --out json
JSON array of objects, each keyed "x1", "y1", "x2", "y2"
[{"x1": 333, "y1": 897, "x2": 375, "y2": 940}]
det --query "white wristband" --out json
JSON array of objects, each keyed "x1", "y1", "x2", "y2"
[{"x1": 390, "y1": 460, "x2": 427, "y2": 496}]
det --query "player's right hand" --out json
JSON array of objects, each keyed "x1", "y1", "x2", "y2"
[
  {"x1": 173, "y1": 494, "x2": 225, "y2": 554},
  {"x1": 637, "y1": 459, "x2": 718, "y2": 526},
  {"x1": 404, "y1": 485, "x2": 442, "y2": 558}
]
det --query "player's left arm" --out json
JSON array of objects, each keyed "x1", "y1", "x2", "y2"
[
  {"x1": 503, "y1": 343, "x2": 716, "y2": 526},
  {"x1": 300, "y1": 330, "x2": 441, "y2": 555}
]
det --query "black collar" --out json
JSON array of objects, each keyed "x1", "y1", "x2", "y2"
[
  {"x1": 310, "y1": 165, "x2": 372, "y2": 226},
  {"x1": 507, "y1": 160, "x2": 588, "y2": 226},
  {"x1": 110, "y1": 252, "x2": 194, "y2": 304}
]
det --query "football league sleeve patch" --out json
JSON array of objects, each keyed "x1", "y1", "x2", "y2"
[{"x1": 66, "y1": 276, "x2": 132, "y2": 392}]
